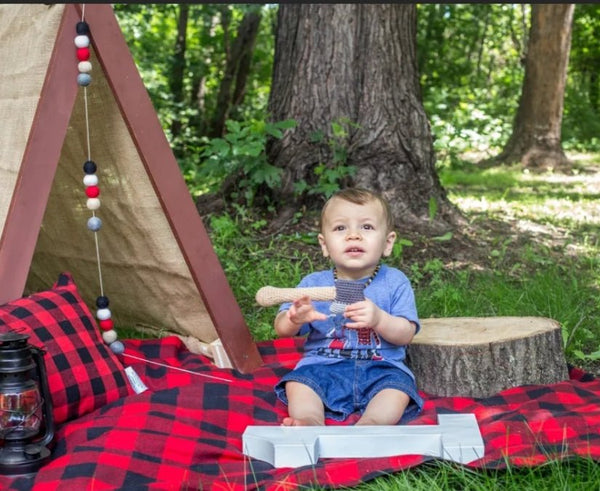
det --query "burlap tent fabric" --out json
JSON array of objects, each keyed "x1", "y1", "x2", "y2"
[
  {"x1": 0, "y1": 5, "x2": 61, "y2": 229},
  {"x1": 1, "y1": 4, "x2": 220, "y2": 347}
]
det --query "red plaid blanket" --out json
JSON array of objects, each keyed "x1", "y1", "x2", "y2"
[{"x1": 1, "y1": 336, "x2": 599, "y2": 490}]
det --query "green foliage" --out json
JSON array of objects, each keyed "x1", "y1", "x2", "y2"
[
  {"x1": 190, "y1": 118, "x2": 296, "y2": 204},
  {"x1": 564, "y1": 4, "x2": 600, "y2": 152},
  {"x1": 294, "y1": 118, "x2": 358, "y2": 199},
  {"x1": 391, "y1": 238, "x2": 414, "y2": 262},
  {"x1": 426, "y1": 88, "x2": 516, "y2": 162},
  {"x1": 204, "y1": 151, "x2": 600, "y2": 363},
  {"x1": 114, "y1": 4, "x2": 276, "y2": 172},
  {"x1": 115, "y1": 3, "x2": 600, "y2": 200},
  {"x1": 428, "y1": 196, "x2": 438, "y2": 221},
  {"x1": 417, "y1": 4, "x2": 529, "y2": 159},
  {"x1": 417, "y1": 4, "x2": 529, "y2": 93},
  {"x1": 418, "y1": 3, "x2": 600, "y2": 158},
  {"x1": 207, "y1": 210, "x2": 327, "y2": 341},
  {"x1": 115, "y1": 4, "x2": 275, "y2": 123}
]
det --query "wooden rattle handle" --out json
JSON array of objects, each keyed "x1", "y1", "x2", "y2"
[{"x1": 255, "y1": 286, "x2": 336, "y2": 307}]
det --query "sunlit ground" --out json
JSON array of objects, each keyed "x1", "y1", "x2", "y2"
[{"x1": 441, "y1": 152, "x2": 600, "y2": 258}]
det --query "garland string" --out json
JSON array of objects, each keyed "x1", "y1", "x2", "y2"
[
  {"x1": 75, "y1": 5, "x2": 121, "y2": 354},
  {"x1": 73, "y1": 5, "x2": 233, "y2": 384}
]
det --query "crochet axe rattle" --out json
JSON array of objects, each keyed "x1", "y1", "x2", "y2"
[{"x1": 256, "y1": 280, "x2": 366, "y2": 314}]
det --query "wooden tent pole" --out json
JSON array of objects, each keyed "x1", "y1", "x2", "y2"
[{"x1": 0, "y1": 5, "x2": 79, "y2": 305}]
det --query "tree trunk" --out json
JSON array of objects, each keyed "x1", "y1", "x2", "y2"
[
  {"x1": 208, "y1": 9, "x2": 262, "y2": 137},
  {"x1": 590, "y1": 70, "x2": 599, "y2": 111},
  {"x1": 407, "y1": 317, "x2": 569, "y2": 398},
  {"x1": 489, "y1": 4, "x2": 574, "y2": 170},
  {"x1": 170, "y1": 4, "x2": 189, "y2": 145},
  {"x1": 267, "y1": 4, "x2": 461, "y2": 235}
]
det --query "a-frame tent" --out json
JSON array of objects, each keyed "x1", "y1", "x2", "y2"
[{"x1": 0, "y1": 4, "x2": 262, "y2": 372}]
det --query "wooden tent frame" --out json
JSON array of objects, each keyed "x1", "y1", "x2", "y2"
[{"x1": 0, "y1": 4, "x2": 262, "y2": 373}]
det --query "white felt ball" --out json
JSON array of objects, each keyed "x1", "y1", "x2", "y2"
[
  {"x1": 110, "y1": 340, "x2": 125, "y2": 355},
  {"x1": 83, "y1": 174, "x2": 98, "y2": 186},
  {"x1": 96, "y1": 308, "x2": 112, "y2": 320},
  {"x1": 74, "y1": 35, "x2": 90, "y2": 48},
  {"x1": 87, "y1": 216, "x2": 102, "y2": 231},
  {"x1": 86, "y1": 198, "x2": 101, "y2": 210},
  {"x1": 102, "y1": 330, "x2": 118, "y2": 344},
  {"x1": 78, "y1": 61, "x2": 92, "y2": 73}
]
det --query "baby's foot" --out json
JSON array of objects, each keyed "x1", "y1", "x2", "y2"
[{"x1": 281, "y1": 416, "x2": 323, "y2": 426}]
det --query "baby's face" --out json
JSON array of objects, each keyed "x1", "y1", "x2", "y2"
[{"x1": 318, "y1": 197, "x2": 396, "y2": 280}]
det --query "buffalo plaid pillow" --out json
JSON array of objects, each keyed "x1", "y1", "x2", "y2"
[{"x1": 0, "y1": 272, "x2": 134, "y2": 425}]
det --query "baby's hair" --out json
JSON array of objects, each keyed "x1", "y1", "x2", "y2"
[{"x1": 320, "y1": 188, "x2": 395, "y2": 232}]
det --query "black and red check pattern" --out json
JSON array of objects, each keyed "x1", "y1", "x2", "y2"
[
  {"x1": 0, "y1": 273, "x2": 133, "y2": 425},
  {"x1": 0, "y1": 336, "x2": 598, "y2": 489}
]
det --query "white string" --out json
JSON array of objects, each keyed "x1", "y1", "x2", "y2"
[
  {"x1": 122, "y1": 353, "x2": 234, "y2": 383},
  {"x1": 77, "y1": 3, "x2": 229, "y2": 380},
  {"x1": 83, "y1": 87, "x2": 91, "y2": 161},
  {"x1": 80, "y1": 3, "x2": 105, "y2": 298},
  {"x1": 92, "y1": 227, "x2": 105, "y2": 297}
]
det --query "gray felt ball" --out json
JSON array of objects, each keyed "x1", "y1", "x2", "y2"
[
  {"x1": 77, "y1": 73, "x2": 91, "y2": 86},
  {"x1": 87, "y1": 216, "x2": 102, "y2": 231},
  {"x1": 109, "y1": 340, "x2": 125, "y2": 355}
]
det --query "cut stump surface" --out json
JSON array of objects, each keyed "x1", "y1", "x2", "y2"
[{"x1": 406, "y1": 316, "x2": 569, "y2": 398}]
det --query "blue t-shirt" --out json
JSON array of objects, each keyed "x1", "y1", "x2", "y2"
[{"x1": 279, "y1": 264, "x2": 419, "y2": 379}]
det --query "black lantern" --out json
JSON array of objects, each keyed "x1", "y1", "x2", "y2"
[{"x1": 0, "y1": 330, "x2": 54, "y2": 475}]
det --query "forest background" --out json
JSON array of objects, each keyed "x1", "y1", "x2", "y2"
[{"x1": 112, "y1": 4, "x2": 600, "y2": 376}]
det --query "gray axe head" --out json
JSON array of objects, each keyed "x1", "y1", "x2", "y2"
[{"x1": 329, "y1": 279, "x2": 365, "y2": 314}]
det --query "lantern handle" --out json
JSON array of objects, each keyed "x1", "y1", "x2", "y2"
[{"x1": 30, "y1": 346, "x2": 55, "y2": 448}]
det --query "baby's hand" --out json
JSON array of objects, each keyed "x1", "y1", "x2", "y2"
[
  {"x1": 288, "y1": 296, "x2": 328, "y2": 325},
  {"x1": 343, "y1": 299, "x2": 382, "y2": 329}
]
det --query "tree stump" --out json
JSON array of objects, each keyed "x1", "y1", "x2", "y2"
[{"x1": 406, "y1": 317, "x2": 569, "y2": 398}]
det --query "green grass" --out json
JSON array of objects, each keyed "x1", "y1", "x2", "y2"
[
  {"x1": 343, "y1": 457, "x2": 600, "y2": 491},
  {"x1": 435, "y1": 155, "x2": 600, "y2": 362},
  {"x1": 202, "y1": 151, "x2": 600, "y2": 488},
  {"x1": 208, "y1": 211, "x2": 330, "y2": 341},
  {"x1": 208, "y1": 155, "x2": 600, "y2": 362}
]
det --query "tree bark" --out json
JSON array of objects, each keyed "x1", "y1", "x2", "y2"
[
  {"x1": 208, "y1": 9, "x2": 262, "y2": 137},
  {"x1": 407, "y1": 317, "x2": 569, "y2": 398},
  {"x1": 170, "y1": 4, "x2": 189, "y2": 144},
  {"x1": 489, "y1": 4, "x2": 574, "y2": 170},
  {"x1": 267, "y1": 4, "x2": 461, "y2": 235}
]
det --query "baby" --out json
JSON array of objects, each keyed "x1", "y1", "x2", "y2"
[{"x1": 274, "y1": 187, "x2": 423, "y2": 426}]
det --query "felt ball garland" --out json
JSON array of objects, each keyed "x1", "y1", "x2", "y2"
[
  {"x1": 64, "y1": 7, "x2": 235, "y2": 384},
  {"x1": 75, "y1": 14, "x2": 124, "y2": 356}
]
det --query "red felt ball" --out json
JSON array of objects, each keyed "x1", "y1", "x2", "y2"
[
  {"x1": 85, "y1": 185, "x2": 100, "y2": 198},
  {"x1": 98, "y1": 319, "x2": 114, "y2": 331},
  {"x1": 76, "y1": 47, "x2": 90, "y2": 61}
]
